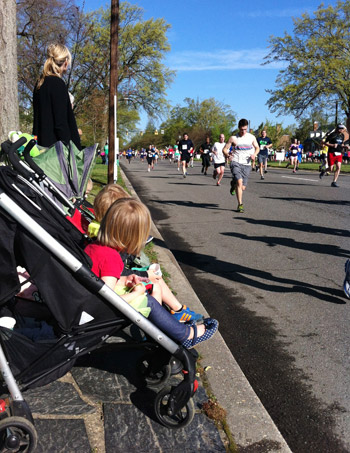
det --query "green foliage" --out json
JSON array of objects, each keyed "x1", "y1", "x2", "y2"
[
  {"x1": 16, "y1": 1, "x2": 173, "y2": 146},
  {"x1": 127, "y1": 97, "x2": 236, "y2": 150},
  {"x1": 264, "y1": 1, "x2": 350, "y2": 124},
  {"x1": 255, "y1": 119, "x2": 294, "y2": 149}
]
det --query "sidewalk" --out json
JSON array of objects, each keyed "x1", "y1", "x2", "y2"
[{"x1": 25, "y1": 169, "x2": 292, "y2": 452}]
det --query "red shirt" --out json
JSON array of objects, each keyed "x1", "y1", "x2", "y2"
[{"x1": 84, "y1": 243, "x2": 124, "y2": 279}]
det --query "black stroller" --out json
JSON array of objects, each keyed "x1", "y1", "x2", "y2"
[{"x1": 0, "y1": 141, "x2": 198, "y2": 452}]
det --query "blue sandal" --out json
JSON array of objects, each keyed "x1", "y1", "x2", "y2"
[{"x1": 182, "y1": 318, "x2": 218, "y2": 349}]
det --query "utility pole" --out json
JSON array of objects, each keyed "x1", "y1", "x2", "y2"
[{"x1": 108, "y1": 0, "x2": 119, "y2": 183}]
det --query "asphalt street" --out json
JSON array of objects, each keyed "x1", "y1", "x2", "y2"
[{"x1": 121, "y1": 157, "x2": 350, "y2": 453}]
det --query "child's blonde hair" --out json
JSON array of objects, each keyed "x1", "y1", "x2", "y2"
[
  {"x1": 37, "y1": 43, "x2": 72, "y2": 89},
  {"x1": 94, "y1": 184, "x2": 130, "y2": 223},
  {"x1": 98, "y1": 198, "x2": 151, "y2": 256}
]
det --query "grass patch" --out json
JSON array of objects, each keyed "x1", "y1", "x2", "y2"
[
  {"x1": 267, "y1": 161, "x2": 350, "y2": 173},
  {"x1": 88, "y1": 160, "x2": 129, "y2": 204}
]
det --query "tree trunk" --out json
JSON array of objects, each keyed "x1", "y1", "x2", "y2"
[{"x1": 0, "y1": 0, "x2": 19, "y2": 143}]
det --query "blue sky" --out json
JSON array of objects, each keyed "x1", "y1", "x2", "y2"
[{"x1": 81, "y1": 0, "x2": 337, "y2": 130}]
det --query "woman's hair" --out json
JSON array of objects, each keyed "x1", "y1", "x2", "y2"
[
  {"x1": 98, "y1": 198, "x2": 151, "y2": 256},
  {"x1": 36, "y1": 43, "x2": 72, "y2": 89},
  {"x1": 94, "y1": 184, "x2": 130, "y2": 223}
]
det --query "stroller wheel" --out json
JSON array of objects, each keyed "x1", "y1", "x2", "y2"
[
  {"x1": 154, "y1": 387, "x2": 195, "y2": 429},
  {"x1": 0, "y1": 416, "x2": 38, "y2": 452},
  {"x1": 137, "y1": 355, "x2": 171, "y2": 389}
]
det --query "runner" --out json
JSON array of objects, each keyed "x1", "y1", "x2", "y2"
[
  {"x1": 126, "y1": 147, "x2": 133, "y2": 164},
  {"x1": 174, "y1": 144, "x2": 181, "y2": 171},
  {"x1": 168, "y1": 146, "x2": 174, "y2": 163},
  {"x1": 199, "y1": 136, "x2": 212, "y2": 175},
  {"x1": 256, "y1": 129, "x2": 272, "y2": 180},
  {"x1": 146, "y1": 144, "x2": 155, "y2": 172},
  {"x1": 324, "y1": 124, "x2": 347, "y2": 187},
  {"x1": 212, "y1": 134, "x2": 226, "y2": 186},
  {"x1": 223, "y1": 118, "x2": 259, "y2": 213},
  {"x1": 189, "y1": 147, "x2": 195, "y2": 168},
  {"x1": 289, "y1": 139, "x2": 299, "y2": 173},
  {"x1": 178, "y1": 133, "x2": 194, "y2": 178}
]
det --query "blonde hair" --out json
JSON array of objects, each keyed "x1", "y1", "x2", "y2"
[
  {"x1": 97, "y1": 198, "x2": 151, "y2": 256},
  {"x1": 94, "y1": 184, "x2": 130, "y2": 223},
  {"x1": 36, "y1": 43, "x2": 72, "y2": 89}
]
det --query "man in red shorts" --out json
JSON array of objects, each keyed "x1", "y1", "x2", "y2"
[{"x1": 325, "y1": 124, "x2": 347, "y2": 187}]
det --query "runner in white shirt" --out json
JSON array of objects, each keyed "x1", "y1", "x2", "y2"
[
  {"x1": 212, "y1": 134, "x2": 226, "y2": 186},
  {"x1": 223, "y1": 118, "x2": 259, "y2": 213}
]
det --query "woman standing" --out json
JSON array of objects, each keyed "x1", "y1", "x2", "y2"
[{"x1": 33, "y1": 43, "x2": 81, "y2": 150}]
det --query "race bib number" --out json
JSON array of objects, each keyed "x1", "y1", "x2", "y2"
[
  {"x1": 334, "y1": 152, "x2": 341, "y2": 156},
  {"x1": 182, "y1": 144, "x2": 187, "y2": 150}
]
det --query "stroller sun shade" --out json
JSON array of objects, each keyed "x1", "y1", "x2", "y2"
[{"x1": 31, "y1": 141, "x2": 97, "y2": 201}]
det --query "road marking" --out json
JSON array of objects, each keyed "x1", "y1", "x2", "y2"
[{"x1": 281, "y1": 176, "x2": 318, "y2": 182}]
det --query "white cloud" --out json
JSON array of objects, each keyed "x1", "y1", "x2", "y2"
[{"x1": 167, "y1": 49, "x2": 286, "y2": 71}]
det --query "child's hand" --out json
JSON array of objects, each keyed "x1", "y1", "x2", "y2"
[
  {"x1": 131, "y1": 283, "x2": 146, "y2": 296},
  {"x1": 125, "y1": 274, "x2": 141, "y2": 288}
]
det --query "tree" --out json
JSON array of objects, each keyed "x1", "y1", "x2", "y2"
[
  {"x1": 264, "y1": 1, "x2": 350, "y2": 129},
  {"x1": 17, "y1": 0, "x2": 81, "y2": 108},
  {"x1": 16, "y1": 1, "x2": 174, "y2": 145},
  {"x1": 162, "y1": 97, "x2": 236, "y2": 146},
  {"x1": 1, "y1": 0, "x2": 19, "y2": 142}
]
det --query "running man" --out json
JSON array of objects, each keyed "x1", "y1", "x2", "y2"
[
  {"x1": 223, "y1": 118, "x2": 259, "y2": 213},
  {"x1": 324, "y1": 124, "x2": 347, "y2": 187},
  {"x1": 200, "y1": 136, "x2": 212, "y2": 175},
  {"x1": 256, "y1": 129, "x2": 272, "y2": 180},
  {"x1": 212, "y1": 134, "x2": 226, "y2": 186},
  {"x1": 178, "y1": 133, "x2": 194, "y2": 178},
  {"x1": 146, "y1": 144, "x2": 155, "y2": 172}
]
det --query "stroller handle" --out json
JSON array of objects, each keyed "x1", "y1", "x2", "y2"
[
  {"x1": 6, "y1": 138, "x2": 33, "y2": 180},
  {"x1": 23, "y1": 140, "x2": 45, "y2": 178}
]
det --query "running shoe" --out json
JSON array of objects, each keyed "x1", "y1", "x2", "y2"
[
  {"x1": 237, "y1": 204, "x2": 244, "y2": 213},
  {"x1": 331, "y1": 182, "x2": 339, "y2": 187},
  {"x1": 265, "y1": 170, "x2": 268, "y2": 174},
  {"x1": 319, "y1": 170, "x2": 325, "y2": 179},
  {"x1": 344, "y1": 259, "x2": 350, "y2": 299},
  {"x1": 261, "y1": 175, "x2": 264, "y2": 180},
  {"x1": 170, "y1": 305, "x2": 204, "y2": 323},
  {"x1": 183, "y1": 173, "x2": 186, "y2": 178},
  {"x1": 230, "y1": 180, "x2": 236, "y2": 196}
]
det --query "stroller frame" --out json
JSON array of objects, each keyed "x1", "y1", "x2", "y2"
[{"x1": 0, "y1": 157, "x2": 198, "y2": 449}]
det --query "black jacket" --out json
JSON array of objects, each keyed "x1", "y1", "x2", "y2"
[{"x1": 33, "y1": 76, "x2": 81, "y2": 150}]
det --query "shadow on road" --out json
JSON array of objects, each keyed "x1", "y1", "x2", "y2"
[
  {"x1": 237, "y1": 217, "x2": 350, "y2": 238},
  {"x1": 154, "y1": 238, "x2": 346, "y2": 305},
  {"x1": 263, "y1": 196, "x2": 350, "y2": 206},
  {"x1": 222, "y1": 231, "x2": 349, "y2": 258},
  {"x1": 149, "y1": 198, "x2": 231, "y2": 212}
]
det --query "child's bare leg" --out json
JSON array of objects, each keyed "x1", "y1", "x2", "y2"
[
  {"x1": 147, "y1": 271, "x2": 182, "y2": 311},
  {"x1": 151, "y1": 282, "x2": 162, "y2": 305}
]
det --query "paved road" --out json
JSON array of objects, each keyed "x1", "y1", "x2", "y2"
[{"x1": 121, "y1": 158, "x2": 350, "y2": 453}]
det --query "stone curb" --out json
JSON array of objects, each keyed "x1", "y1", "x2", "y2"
[{"x1": 121, "y1": 166, "x2": 292, "y2": 452}]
